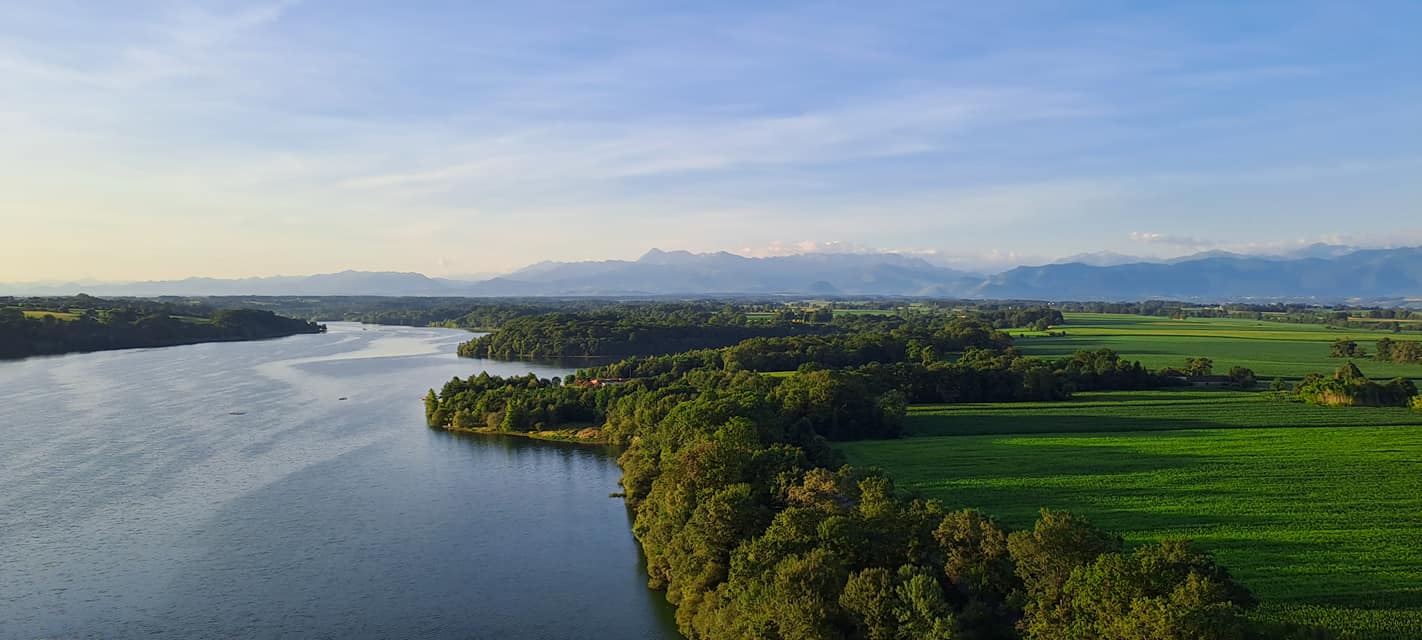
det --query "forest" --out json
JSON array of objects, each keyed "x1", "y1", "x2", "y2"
[
  {"x1": 453, "y1": 304, "x2": 1069, "y2": 361},
  {"x1": 456, "y1": 305, "x2": 836, "y2": 360},
  {"x1": 0, "y1": 295, "x2": 324, "y2": 358},
  {"x1": 424, "y1": 310, "x2": 1333, "y2": 639}
]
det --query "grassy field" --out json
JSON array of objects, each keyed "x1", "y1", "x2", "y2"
[
  {"x1": 838, "y1": 314, "x2": 1422, "y2": 637},
  {"x1": 840, "y1": 425, "x2": 1422, "y2": 638},
  {"x1": 906, "y1": 390, "x2": 1422, "y2": 436},
  {"x1": 1015, "y1": 313, "x2": 1422, "y2": 380}
]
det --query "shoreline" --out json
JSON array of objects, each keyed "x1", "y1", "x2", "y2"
[
  {"x1": 0, "y1": 328, "x2": 325, "y2": 361},
  {"x1": 433, "y1": 423, "x2": 614, "y2": 446}
]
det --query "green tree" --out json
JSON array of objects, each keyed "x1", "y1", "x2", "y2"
[
  {"x1": 841, "y1": 565, "x2": 958, "y2": 640},
  {"x1": 1329, "y1": 338, "x2": 1361, "y2": 358},
  {"x1": 1008, "y1": 509, "x2": 1123, "y2": 607},
  {"x1": 1375, "y1": 337, "x2": 1395, "y2": 361},
  {"x1": 1184, "y1": 357, "x2": 1214, "y2": 377},
  {"x1": 1020, "y1": 539, "x2": 1254, "y2": 640},
  {"x1": 1227, "y1": 366, "x2": 1256, "y2": 389}
]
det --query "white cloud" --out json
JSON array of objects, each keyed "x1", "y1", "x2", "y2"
[
  {"x1": 734, "y1": 240, "x2": 877, "y2": 257},
  {"x1": 728, "y1": 241, "x2": 1047, "y2": 272},
  {"x1": 1128, "y1": 231, "x2": 1214, "y2": 249}
]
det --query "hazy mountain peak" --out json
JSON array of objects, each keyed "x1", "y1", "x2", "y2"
[
  {"x1": 1051, "y1": 251, "x2": 1150, "y2": 267},
  {"x1": 638, "y1": 248, "x2": 699, "y2": 264}
]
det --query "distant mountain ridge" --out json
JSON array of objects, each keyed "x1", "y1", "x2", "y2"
[
  {"x1": 977, "y1": 246, "x2": 1422, "y2": 301},
  {"x1": 467, "y1": 249, "x2": 981, "y2": 296},
  {"x1": 5, "y1": 245, "x2": 1421, "y2": 302}
]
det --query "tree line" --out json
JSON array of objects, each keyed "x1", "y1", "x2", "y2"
[
  {"x1": 424, "y1": 313, "x2": 1332, "y2": 638},
  {"x1": 1330, "y1": 337, "x2": 1422, "y2": 364},
  {"x1": 0, "y1": 295, "x2": 324, "y2": 359},
  {"x1": 457, "y1": 307, "x2": 837, "y2": 360},
  {"x1": 457, "y1": 306, "x2": 1067, "y2": 363}
]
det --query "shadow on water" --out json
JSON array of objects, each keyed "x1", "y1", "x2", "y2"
[{"x1": 147, "y1": 428, "x2": 683, "y2": 640}]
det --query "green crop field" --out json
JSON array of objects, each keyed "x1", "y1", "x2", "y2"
[
  {"x1": 906, "y1": 390, "x2": 1422, "y2": 436},
  {"x1": 840, "y1": 422, "x2": 1422, "y2": 638},
  {"x1": 1016, "y1": 313, "x2": 1422, "y2": 381}
]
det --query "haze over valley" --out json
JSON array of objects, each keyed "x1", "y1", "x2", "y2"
[{"x1": 10, "y1": 244, "x2": 1422, "y2": 302}]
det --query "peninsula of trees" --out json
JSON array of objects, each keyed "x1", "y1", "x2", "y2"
[
  {"x1": 425, "y1": 309, "x2": 1332, "y2": 639},
  {"x1": 0, "y1": 295, "x2": 324, "y2": 359}
]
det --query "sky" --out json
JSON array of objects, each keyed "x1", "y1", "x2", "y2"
[{"x1": 2, "y1": 1, "x2": 1421, "y2": 281}]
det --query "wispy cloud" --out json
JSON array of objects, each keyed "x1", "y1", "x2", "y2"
[
  {"x1": 2, "y1": 2, "x2": 1420, "y2": 280},
  {"x1": 1128, "y1": 231, "x2": 1214, "y2": 249},
  {"x1": 337, "y1": 86, "x2": 1103, "y2": 194}
]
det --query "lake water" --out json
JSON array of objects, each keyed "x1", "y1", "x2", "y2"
[{"x1": 0, "y1": 323, "x2": 680, "y2": 639}]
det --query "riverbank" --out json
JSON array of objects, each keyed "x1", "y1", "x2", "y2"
[{"x1": 434, "y1": 423, "x2": 612, "y2": 445}]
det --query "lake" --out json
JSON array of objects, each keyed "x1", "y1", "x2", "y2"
[{"x1": 0, "y1": 323, "x2": 681, "y2": 639}]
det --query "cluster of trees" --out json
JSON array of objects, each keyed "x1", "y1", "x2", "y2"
[
  {"x1": 721, "y1": 316, "x2": 1010, "y2": 373},
  {"x1": 1373, "y1": 337, "x2": 1422, "y2": 364},
  {"x1": 1155, "y1": 358, "x2": 1256, "y2": 388},
  {"x1": 0, "y1": 296, "x2": 323, "y2": 359},
  {"x1": 427, "y1": 316, "x2": 1180, "y2": 437},
  {"x1": 456, "y1": 306, "x2": 1066, "y2": 363},
  {"x1": 426, "y1": 361, "x2": 907, "y2": 440},
  {"x1": 1158, "y1": 357, "x2": 1217, "y2": 378},
  {"x1": 632, "y1": 450, "x2": 1266, "y2": 639},
  {"x1": 425, "y1": 345, "x2": 1175, "y2": 437},
  {"x1": 458, "y1": 307, "x2": 835, "y2": 360},
  {"x1": 1294, "y1": 363, "x2": 1418, "y2": 407},
  {"x1": 1329, "y1": 338, "x2": 1368, "y2": 359},
  {"x1": 972, "y1": 307, "x2": 1065, "y2": 331},
  {"x1": 1330, "y1": 337, "x2": 1422, "y2": 364},
  {"x1": 767, "y1": 307, "x2": 837, "y2": 324}
]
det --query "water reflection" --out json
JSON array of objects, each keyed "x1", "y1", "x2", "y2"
[{"x1": 0, "y1": 323, "x2": 679, "y2": 639}]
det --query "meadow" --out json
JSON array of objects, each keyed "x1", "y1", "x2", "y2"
[
  {"x1": 838, "y1": 313, "x2": 1422, "y2": 638},
  {"x1": 1013, "y1": 312, "x2": 1422, "y2": 380}
]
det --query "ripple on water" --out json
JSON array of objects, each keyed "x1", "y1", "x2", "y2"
[{"x1": 0, "y1": 323, "x2": 680, "y2": 639}]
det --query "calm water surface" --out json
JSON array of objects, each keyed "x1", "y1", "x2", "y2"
[{"x1": 0, "y1": 323, "x2": 680, "y2": 639}]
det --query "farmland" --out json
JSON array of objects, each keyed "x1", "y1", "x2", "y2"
[
  {"x1": 839, "y1": 425, "x2": 1422, "y2": 638},
  {"x1": 1013, "y1": 312, "x2": 1422, "y2": 380},
  {"x1": 20, "y1": 310, "x2": 80, "y2": 320},
  {"x1": 839, "y1": 312, "x2": 1422, "y2": 638},
  {"x1": 905, "y1": 389, "x2": 1422, "y2": 436}
]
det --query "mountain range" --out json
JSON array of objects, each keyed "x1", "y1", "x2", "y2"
[{"x1": 6, "y1": 245, "x2": 1422, "y2": 302}]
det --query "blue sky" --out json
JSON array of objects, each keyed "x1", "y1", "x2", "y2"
[{"x1": 2, "y1": 1, "x2": 1420, "y2": 280}]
